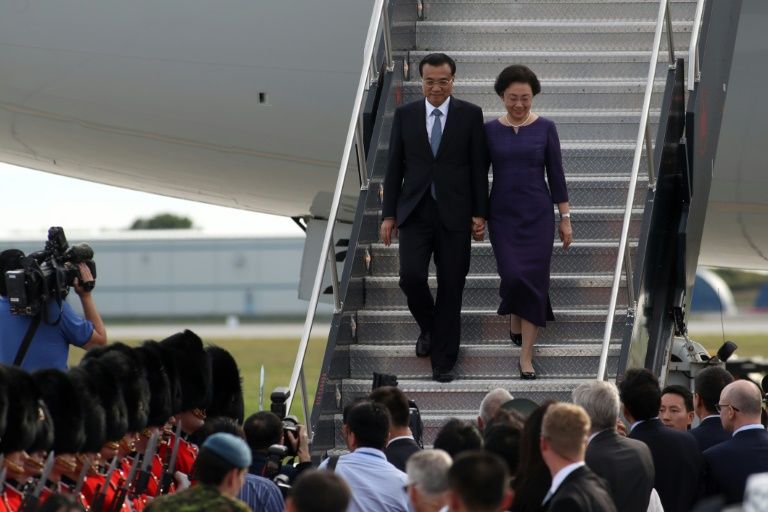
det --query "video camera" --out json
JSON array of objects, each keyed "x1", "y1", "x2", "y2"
[{"x1": 3, "y1": 227, "x2": 96, "y2": 316}]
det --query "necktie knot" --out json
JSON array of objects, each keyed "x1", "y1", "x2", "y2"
[{"x1": 432, "y1": 109, "x2": 442, "y2": 117}]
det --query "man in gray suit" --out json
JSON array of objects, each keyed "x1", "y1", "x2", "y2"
[{"x1": 573, "y1": 381, "x2": 655, "y2": 512}]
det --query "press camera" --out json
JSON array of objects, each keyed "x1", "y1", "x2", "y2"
[{"x1": 3, "y1": 227, "x2": 96, "y2": 316}]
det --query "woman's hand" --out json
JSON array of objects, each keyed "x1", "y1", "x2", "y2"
[{"x1": 559, "y1": 218, "x2": 573, "y2": 250}]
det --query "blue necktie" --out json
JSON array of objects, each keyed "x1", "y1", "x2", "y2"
[{"x1": 430, "y1": 109, "x2": 442, "y2": 199}]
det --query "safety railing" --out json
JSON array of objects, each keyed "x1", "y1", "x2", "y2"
[
  {"x1": 688, "y1": 0, "x2": 706, "y2": 91},
  {"x1": 597, "y1": 0, "x2": 676, "y2": 380},
  {"x1": 278, "y1": 0, "x2": 393, "y2": 420}
]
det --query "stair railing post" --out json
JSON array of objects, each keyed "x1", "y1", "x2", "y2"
[
  {"x1": 327, "y1": 241, "x2": 342, "y2": 313},
  {"x1": 665, "y1": 4, "x2": 676, "y2": 64},
  {"x1": 381, "y1": 0, "x2": 394, "y2": 72},
  {"x1": 282, "y1": 0, "x2": 388, "y2": 416},
  {"x1": 598, "y1": 0, "x2": 670, "y2": 381},
  {"x1": 356, "y1": 114, "x2": 369, "y2": 189},
  {"x1": 688, "y1": 0, "x2": 707, "y2": 91}
]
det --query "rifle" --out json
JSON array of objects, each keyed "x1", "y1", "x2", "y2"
[
  {"x1": 73, "y1": 454, "x2": 92, "y2": 496},
  {"x1": 111, "y1": 451, "x2": 142, "y2": 512},
  {"x1": 20, "y1": 451, "x2": 55, "y2": 512},
  {"x1": 0, "y1": 454, "x2": 7, "y2": 491},
  {"x1": 160, "y1": 422, "x2": 183, "y2": 494},
  {"x1": 133, "y1": 430, "x2": 159, "y2": 495},
  {"x1": 90, "y1": 456, "x2": 118, "y2": 512}
]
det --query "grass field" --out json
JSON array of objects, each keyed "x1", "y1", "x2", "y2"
[
  {"x1": 69, "y1": 337, "x2": 328, "y2": 424},
  {"x1": 689, "y1": 334, "x2": 767, "y2": 359}
]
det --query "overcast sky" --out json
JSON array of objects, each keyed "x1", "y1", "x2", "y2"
[{"x1": 0, "y1": 162, "x2": 301, "y2": 239}]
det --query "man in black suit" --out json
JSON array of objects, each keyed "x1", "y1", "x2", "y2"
[
  {"x1": 539, "y1": 403, "x2": 616, "y2": 512},
  {"x1": 381, "y1": 53, "x2": 488, "y2": 383},
  {"x1": 619, "y1": 369, "x2": 703, "y2": 512},
  {"x1": 703, "y1": 380, "x2": 768, "y2": 504},
  {"x1": 572, "y1": 380, "x2": 654, "y2": 512},
  {"x1": 370, "y1": 386, "x2": 421, "y2": 471},
  {"x1": 691, "y1": 366, "x2": 734, "y2": 451}
]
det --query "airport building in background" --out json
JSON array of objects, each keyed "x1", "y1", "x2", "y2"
[{"x1": 1, "y1": 231, "x2": 331, "y2": 319}]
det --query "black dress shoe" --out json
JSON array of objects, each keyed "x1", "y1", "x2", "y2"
[
  {"x1": 510, "y1": 331, "x2": 523, "y2": 347},
  {"x1": 416, "y1": 331, "x2": 432, "y2": 358},
  {"x1": 519, "y1": 361, "x2": 537, "y2": 380},
  {"x1": 432, "y1": 370, "x2": 455, "y2": 383}
]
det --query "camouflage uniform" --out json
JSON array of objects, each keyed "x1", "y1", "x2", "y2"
[{"x1": 145, "y1": 484, "x2": 251, "y2": 512}]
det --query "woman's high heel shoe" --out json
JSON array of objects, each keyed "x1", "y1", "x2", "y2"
[
  {"x1": 509, "y1": 331, "x2": 523, "y2": 347},
  {"x1": 518, "y1": 361, "x2": 537, "y2": 380}
]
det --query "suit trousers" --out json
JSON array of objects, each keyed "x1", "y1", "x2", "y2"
[{"x1": 398, "y1": 193, "x2": 471, "y2": 372}]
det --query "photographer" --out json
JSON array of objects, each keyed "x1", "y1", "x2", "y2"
[
  {"x1": 0, "y1": 248, "x2": 107, "y2": 370},
  {"x1": 243, "y1": 411, "x2": 312, "y2": 484}
]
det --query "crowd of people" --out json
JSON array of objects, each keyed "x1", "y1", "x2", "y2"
[{"x1": 0, "y1": 325, "x2": 764, "y2": 512}]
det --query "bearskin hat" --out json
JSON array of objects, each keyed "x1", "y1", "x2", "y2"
[
  {"x1": 159, "y1": 330, "x2": 212, "y2": 412},
  {"x1": 82, "y1": 343, "x2": 150, "y2": 433},
  {"x1": 68, "y1": 367, "x2": 107, "y2": 453},
  {"x1": 205, "y1": 345, "x2": 244, "y2": 423},
  {"x1": 79, "y1": 357, "x2": 129, "y2": 442},
  {"x1": 0, "y1": 365, "x2": 41, "y2": 453},
  {"x1": 27, "y1": 400, "x2": 54, "y2": 454},
  {"x1": 33, "y1": 369, "x2": 86, "y2": 454},
  {"x1": 134, "y1": 340, "x2": 174, "y2": 427}
]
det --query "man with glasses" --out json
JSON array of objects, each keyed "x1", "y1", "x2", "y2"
[
  {"x1": 381, "y1": 52, "x2": 488, "y2": 383},
  {"x1": 703, "y1": 380, "x2": 768, "y2": 504}
]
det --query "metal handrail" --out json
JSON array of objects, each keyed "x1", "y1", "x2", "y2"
[
  {"x1": 284, "y1": 0, "x2": 391, "y2": 417},
  {"x1": 688, "y1": 0, "x2": 706, "y2": 90},
  {"x1": 597, "y1": 0, "x2": 675, "y2": 380}
]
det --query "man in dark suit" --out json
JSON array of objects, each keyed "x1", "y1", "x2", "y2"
[
  {"x1": 619, "y1": 369, "x2": 703, "y2": 512},
  {"x1": 381, "y1": 53, "x2": 488, "y2": 383},
  {"x1": 691, "y1": 366, "x2": 734, "y2": 451},
  {"x1": 370, "y1": 386, "x2": 421, "y2": 471},
  {"x1": 540, "y1": 403, "x2": 616, "y2": 512},
  {"x1": 572, "y1": 381, "x2": 654, "y2": 512},
  {"x1": 703, "y1": 380, "x2": 768, "y2": 504}
]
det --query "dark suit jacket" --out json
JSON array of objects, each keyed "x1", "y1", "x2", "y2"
[
  {"x1": 691, "y1": 416, "x2": 730, "y2": 452},
  {"x1": 382, "y1": 97, "x2": 488, "y2": 231},
  {"x1": 585, "y1": 429, "x2": 654, "y2": 512},
  {"x1": 384, "y1": 437, "x2": 421, "y2": 472},
  {"x1": 629, "y1": 418, "x2": 703, "y2": 512},
  {"x1": 703, "y1": 427, "x2": 768, "y2": 504},
  {"x1": 547, "y1": 466, "x2": 616, "y2": 512}
]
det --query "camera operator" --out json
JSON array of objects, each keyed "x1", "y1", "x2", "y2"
[
  {"x1": 0, "y1": 248, "x2": 107, "y2": 370},
  {"x1": 243, "y1": 411, "x2": 312, "y2": 485}
]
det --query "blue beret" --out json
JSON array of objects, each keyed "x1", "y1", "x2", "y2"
[{"x1": 202, "y1": 433, "x2": 252, "y2": 469}]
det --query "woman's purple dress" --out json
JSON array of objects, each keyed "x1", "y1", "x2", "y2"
[{"x1": 485, "y1": 117, "x2": 569, "y2": 327}]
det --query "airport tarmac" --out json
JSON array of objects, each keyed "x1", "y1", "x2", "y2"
[
  {"x1": 108, "y1": 321, "x2": 333, "y2": 340},
  {"x1": 105, "y1": 314, "x2": 766, "y2": 340}
]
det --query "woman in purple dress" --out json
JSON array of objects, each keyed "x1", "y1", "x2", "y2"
[{"x1": 485, "y1": 65, "x2": 572, "y2": 380}]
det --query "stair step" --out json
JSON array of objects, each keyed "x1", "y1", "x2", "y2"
[
  {"x1": 363, "y1": 274, "x2": 627, "y2": 310},
  {"x1": 360, "y1": 208, "x2": 643, "y2": 244},
  {"x1": 404, "y1": 50, "x2": 686, "y2": 81},
  {"x1": 364, "y1": 241, "x2": 637, "y2": 276},
  {"x1": 395, "y1": 1, "x2": 697, "y2": 23},
  {"x1": 352, "y1": 308, "x2": 627, "y2": 344},
  {"x1": 395, "y1": 20, "x2": 692, "y2": 52},
  {"x1": 369, "y1": 173, "x2": 648, "y2": 209},
  {"x1": 341, "y1": 378, "x2": 612, "y2": 412},
  {"x1": 402, "y1": 80, "x2": 666, "y2": 111},
  {"x1": 348, "y1": 343, "x2": 621, "y2": 379}
]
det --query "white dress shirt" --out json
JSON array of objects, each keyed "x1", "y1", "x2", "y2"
[{"x1": 733, "y1": 424, "x2": 766, "y2": 436}]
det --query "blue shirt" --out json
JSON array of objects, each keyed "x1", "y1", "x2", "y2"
[
  {"x1": 0, "y1": 296, "x2": 93, "y2": 370},
  {"x1": 238, "y1": 473, "x2": 284, "y2": 512},
  {"x1": 319, "y1": 447, "x2": 410, "y2": 512}
]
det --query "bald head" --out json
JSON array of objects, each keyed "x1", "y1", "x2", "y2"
[{"x1": 722, "y1": 381, "x2": 763, "y2": 417}]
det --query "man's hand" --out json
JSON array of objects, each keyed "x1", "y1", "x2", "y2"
[
  {"x1": 472, "y1": 217, "x2": 486, "y2": 242},
  {"x1": 285, "y1": 425, "x2": 311, "y2": 463},
  {"x1": 73, "y1": 263, "x2": 95, "y2": 297},
  {"x1": 380, "y1": 218, "x2": 398, "y2": 246}
]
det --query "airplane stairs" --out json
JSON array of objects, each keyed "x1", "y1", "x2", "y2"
[{"x1": 309, "y1": 0, "x2": 697, "y2": 455}]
